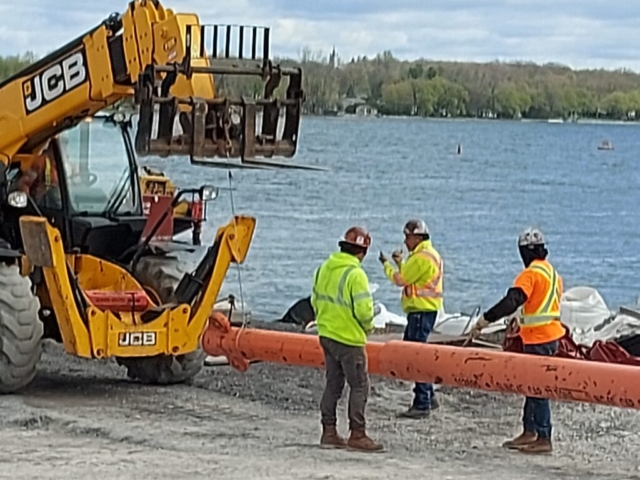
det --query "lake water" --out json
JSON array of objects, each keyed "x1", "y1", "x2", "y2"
[{"x1": 137, "y1": 116, "x2": 640, "y2": 320}]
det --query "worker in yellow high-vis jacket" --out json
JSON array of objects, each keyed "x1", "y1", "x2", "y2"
[
  {"x1": 380, "y1": 219, "x2": 443, "y2": 419},
  {"x1": 312, "y1": 226, "x2": 384, "y2": 453}
]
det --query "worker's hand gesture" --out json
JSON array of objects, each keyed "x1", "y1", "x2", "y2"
[
  {"x1": 392, "y1": 249, "x2": 403, "y2": 266},
  {"x1": 378, "y1": 251, "x2": 388, "y2": 265}
]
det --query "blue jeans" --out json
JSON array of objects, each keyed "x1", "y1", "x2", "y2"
[
  {"x1": 403, "y1": 311, "x2": 437, "y2": 410},
  {"x1": 522, "y1": 340, "x2": 559, "y2": 439}
]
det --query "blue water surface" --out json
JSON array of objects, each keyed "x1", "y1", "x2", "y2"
[{"x1": 139, "y1": 116, "x2": 640, "y2": 319}]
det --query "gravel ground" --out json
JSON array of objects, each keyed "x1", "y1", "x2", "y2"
[{"x1": 1, "y1": 323, "x2": 640, "y2": 480}]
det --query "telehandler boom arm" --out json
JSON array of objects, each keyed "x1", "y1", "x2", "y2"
[{"x1": 0, "y1": 0, "x2": 304, "y2": 169}]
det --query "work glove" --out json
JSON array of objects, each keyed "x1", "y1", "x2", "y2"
[
  {"x1": 378, "y1": 251, "x2": 388, "y2": 265},
  {"x1": 392, "y1": 250, "x2": 403, "y2": 266},
  {"x1": 469, "y1": 315, "x2": 490, "y2": 339}
]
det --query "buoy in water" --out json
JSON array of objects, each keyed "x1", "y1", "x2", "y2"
[{"x1": 598, "y1": 140, "x2": 614, "y2": 151}]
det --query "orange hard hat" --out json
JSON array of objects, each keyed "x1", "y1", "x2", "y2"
[{"x1": 339, "y1": 226, "x2": 371, "y2": 249}]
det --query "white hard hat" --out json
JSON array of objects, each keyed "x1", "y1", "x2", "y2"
[
  {"x1": 518, "y1": 227, "x2": 545, "y2": 247},
  {"x1": 403, "y1": 219, "x2": 429, "y2": 236}
]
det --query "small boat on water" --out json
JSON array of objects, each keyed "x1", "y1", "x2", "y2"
[{"x1": 597, "y1": 140, "x2": 614, "y2": 151}]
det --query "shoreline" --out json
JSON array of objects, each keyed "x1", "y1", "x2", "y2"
[{"x1": 306, "y1": 113, "x2": 640, "y2": 125}]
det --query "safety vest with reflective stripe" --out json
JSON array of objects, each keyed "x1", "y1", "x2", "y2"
[
  {"x1": 520, "y1": 262, "x2": 561, "y2": 327},
  {"x1": 311, "y1": 252, "x2": 375, "y2": 347},
  {"x1": 402, "y1": 250, "x2": 443, "y2": 300},
  {"x1": 384, "y1": 240, "x2": 443, "y2": 313}
]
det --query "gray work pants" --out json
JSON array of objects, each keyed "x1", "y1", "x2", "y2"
[{"x1": 319, "y1": 336, "x2": 369, "y2": 431}]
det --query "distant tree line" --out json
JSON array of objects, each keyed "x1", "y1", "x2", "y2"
[
  {"x1": 255, "y1": 49, "x2": 640, "y2": 120},
  {"x1": 0, "y1": 53, "x2": 35, "y2": 81},
  {"x1": 4, "y1": 49, "x2": 640, "y2": 120}
]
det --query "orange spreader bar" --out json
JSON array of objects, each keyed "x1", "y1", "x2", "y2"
[{"x1": 202, "y1": 313, "x2": 640, "y2": 410}]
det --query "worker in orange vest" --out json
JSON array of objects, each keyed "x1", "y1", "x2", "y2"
[{"x1": 469, "y1": 227, "x2": 565, "y2": 454}]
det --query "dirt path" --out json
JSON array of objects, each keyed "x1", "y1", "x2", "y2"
[{"x1": 1, "y1": 340, "x2": 639, "y2": 480}]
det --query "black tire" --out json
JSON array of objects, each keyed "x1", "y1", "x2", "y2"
[
  {"x1": 0, "y1": 263, "x2": 43, "y2": 393},
  {"x1": 117, "y1": 253, "x2": 206, "y2": 385},
  {"x1": 133, "y1": 254, "x2": 193, "y2": 304},
  {"x1": 118, "y1": 348, "x2": 206, "y2": 385}
]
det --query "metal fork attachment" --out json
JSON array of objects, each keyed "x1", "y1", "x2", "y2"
[{"x1": 134, "y1": 24, "x2": 307, "y2": 169}]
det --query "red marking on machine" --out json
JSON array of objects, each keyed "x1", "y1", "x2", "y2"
[
  {"x1": 141, "y1": 194, "x2": 174, "y2": 242},
  {"x1": 191, "y1": 199, "x2": 204, "y2": 221},
  {"x1": 84, "y1": 290, "x2": 151, "y2": 312}
]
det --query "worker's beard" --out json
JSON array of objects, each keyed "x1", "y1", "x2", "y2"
[{"x1": 519, "y1": 245, "x2": 548, "y2": 268}]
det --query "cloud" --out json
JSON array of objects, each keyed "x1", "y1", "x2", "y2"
[{"x1": 1, "y1": 0, "x2": 640, "y2": 71}]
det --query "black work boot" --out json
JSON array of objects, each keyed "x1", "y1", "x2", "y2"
[{"x1": 396, "y1": 406, "x2": 430, "y2": 419}]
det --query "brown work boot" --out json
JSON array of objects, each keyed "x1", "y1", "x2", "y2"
[
  {"x1": 320, "y1": 425, "x2": 346, "y2": 449},
  {"x1": 502, "y1": 431, "x2": 537, "y2": 450},
  {"x1": 516, "y1": 438, "x2": 553, "y2": 454},
  {"x1": 346, "y1": 429, "x2": 384, "y2": 453}
]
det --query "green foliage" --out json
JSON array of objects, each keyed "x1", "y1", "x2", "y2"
[
  {"x1": 219, "y1": 49, "x2": 640, "y2": 120},
  {"x1": 4, "y1": 48, "x2": 640, "y2": 120},
  {"x1": 0, "y1": 52, "x2": 36, "y2": 81}
]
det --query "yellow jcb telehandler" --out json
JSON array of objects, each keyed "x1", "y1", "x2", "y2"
[{"x1": 0, "y1": 0, "x2": 313, "y2": 393}]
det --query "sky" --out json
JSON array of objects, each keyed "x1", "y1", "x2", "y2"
[{"x1": 1, "y1": 0, "x2": 639, "y2": 71}]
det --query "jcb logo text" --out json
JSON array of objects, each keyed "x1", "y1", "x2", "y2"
[
  {"x1": 22, "y1": 49, "x2": 88, "y2": 114},
  {"x1": 118, "y1": 332, "x2": 157, "y2": 347}
]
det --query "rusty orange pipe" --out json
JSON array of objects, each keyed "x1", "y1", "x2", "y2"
[{"x1": 202, "y1": 313, "x2": 640, "y2": 410}]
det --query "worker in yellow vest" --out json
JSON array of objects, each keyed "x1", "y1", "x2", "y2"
[
  {"x1": 312, "y1": 226, "x2": 384, "y2": 453},
  {"x1": 469, "y1": 227, "x2": 565, "y2": 454},
  {"x1": 380, "y1": 219, "x2": 443, "y2": 418}
]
